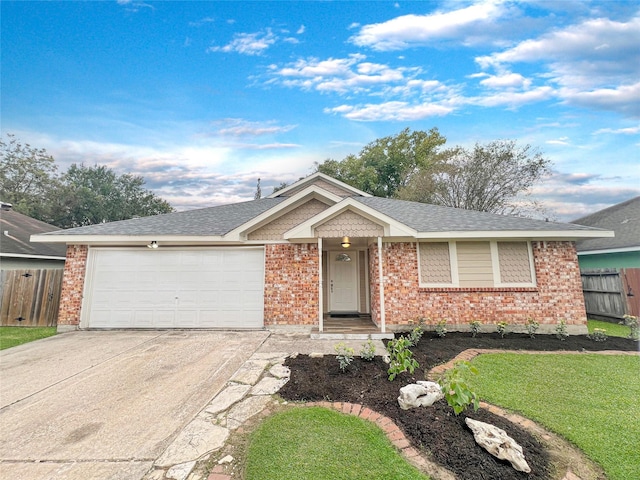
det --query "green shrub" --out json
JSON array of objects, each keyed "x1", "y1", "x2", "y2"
[
  {"x1": 496, "y1": 321, "x2": 508, "y2": 338},
  {"x1": 435, "y1": 320, "x2": 447, "y2": 338},
  {"x1": 438, "y1": 360, "x2": 479, "y2": 415},
  {"x1": 360, "y1": 340, "x2": 376, "y2": 361},
  {"x1": 334, "y1": 343, "x2": 355, "y2": 372},
  {"x1": 588, "y1": 328, "x2": 608, "y2": 342},
  {"x1": 556, "y1": 319, "x2": 569, "y2": 340},
  {"x1": 407, "y1": 322, "x2": 424, "y2": 346},
  {"x1": 526, "y1": 318, "x2": 539, "y2": 338},
  {"x1": 469, "y1": 320, "x2": 481, "y2": 337},
  {"x1": 386, "y1": 336, "x2": 419, "y2": 381},
  {"x1": 622, "y1": 315, "x2": 639, "y2": 340}
]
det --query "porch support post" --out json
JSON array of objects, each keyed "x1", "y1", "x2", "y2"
[
  {"x1": 318, "y1": 237, "x2": 323, "y2": 332},
  {"x1": 377, "y1": 236, "x2": 386, "y2": 333}
]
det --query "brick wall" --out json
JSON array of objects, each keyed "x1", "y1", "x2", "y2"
[
  {"x1": 370, "y1": 241, "x2": 587, "y2": 328},
  {"x1": 58, "y1": 244, "x2": 88, "y2": 326},
  {"x1": 264, "y1": 243, "x2": 319, "y2": 325}
]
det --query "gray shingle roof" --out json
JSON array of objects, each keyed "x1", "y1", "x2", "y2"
[
  {"x1": 572, "y1": 196, "x2": 640, "y2": 252},
  {"x1": 0, "y1": 208, "x2": 67, "y2": 257},
  {"x1": 36, "y1": 184, "x2": 605, "y2": 241},
  {"x1": 41, "y1": 198, "x2": 286, "y2": 236},
  {"x1": 355, "y1": 197, "x2": 600, "y2": 233}
]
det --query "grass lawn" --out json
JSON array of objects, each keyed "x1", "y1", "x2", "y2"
[
  {"x1": 587, "y1": 318, "x2": 632, "y2": 338},
  {"x1": 0, "y1": 326, "x2": 57, "y2": 350},
  {"x1": 244, "y1": 406, "x2": 428, "y2": 480},
  {"x1": 471, "y1": 353, "x2": 640, "y2": 480}
]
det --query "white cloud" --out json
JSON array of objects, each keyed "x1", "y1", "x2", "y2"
[
  {"x1": 208, "y1": 29, "x2": 276, "y2": 56},
  {"x1": 594, "y1": 125, "x2": 640, "y2": 135},
  {"x1": 470, "y1": 86, "x2": 555, "y2": 107},
  {"x1": 475, "y1": 15, "x2": 640, "y2": 116},
  {"x1": 546, "y1": 137, "x2": 570, "y2": 146},
  {"x1": 350, "y1": 0, "x2": 506, "y2": 50},
  {"x1": 214, "y1": 119, "x2": 297, "y2": 137},
  {"x1": 479, "y1": 72, "x2": 532, "y2": 90},
  {"x1": 296, "y1": 25, "x2": 305, "y2": 35},
  {"x1": 189, "y1": 17, "x2": 215, "y2": 27},
  {"x1": 325, "y1": 101, "x2": 453, "y2": 121}
]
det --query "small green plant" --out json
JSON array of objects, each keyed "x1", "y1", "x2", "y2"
[
  {"x1": 360, "y1": 340, "x2": 376, "y2": 361},
  {"x1": 556, "y1": 319, "x2": 569, "y2": 340},
  {"x1": 334, "y1": 343, "x2": 355, "y2": 372},
  {"x1": 526, "y1": 318, "x2": 539, "y2": 339},
  {"x1": 407, "y1": 320, "x2": 425, "y2": 346},
  {"x1": 469, "y1": 320, "x2": 481, "y2": 337},
  {"x1": 438, "y1": 360, "x2": 480, "y2": 415},
  {"x1": 496, "y1": 321, "x2": 508, "y2": 338},
  {"x1": 385, "y1": 336, "x2": 419, "y2": 381},
  {"x1": 588, "y1": 328, "x2": 608, "y2": 342},
  {"x1": 622, "y1": 315, "x2": 639, "y2": 340},
  {"x1": 435, "y1": 320, "x2": 447, "y2": 338}
]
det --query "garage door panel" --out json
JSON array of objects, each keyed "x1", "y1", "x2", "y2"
[{"x1": 85, "y1": 248, "x2": 264, "y2": 329}]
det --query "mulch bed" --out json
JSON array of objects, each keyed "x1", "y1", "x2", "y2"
[{"x1": 279, "y1": 332, "x2": 639, "y2": 480}]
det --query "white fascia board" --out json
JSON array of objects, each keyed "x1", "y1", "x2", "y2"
[
  {"x1": 415, "y1": 229, "x2": 615, "y2": 240},
  {"x1": 578, "y1": 246, "x2": 640, "y2": 255},
  {"x1": 284, "y1": 197, "x2": 416, "y2": 239},
  {"x1": 266, "y1": 172, "x2": 372, "y2": 198},
  {"x1": 30, "y1": 234, "x2": 227, "y2": 245},
  {"x1": 224, "y1": 185, "x2": 343, "y2": 241},
  {"x1": 0, "y1": 253, "x2": 66, "y2": 260}
]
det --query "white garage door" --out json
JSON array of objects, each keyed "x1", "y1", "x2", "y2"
[{"x1": 83, "y1": 247, "x2": 264, "y2": 329}]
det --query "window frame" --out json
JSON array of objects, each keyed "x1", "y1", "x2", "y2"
[{"x1": 417, "y1": 240, "x2": 536, "y2": 288}]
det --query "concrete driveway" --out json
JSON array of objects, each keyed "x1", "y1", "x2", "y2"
[{"x1": 0, "y1": 330, "x2": 269, "y2": 480}]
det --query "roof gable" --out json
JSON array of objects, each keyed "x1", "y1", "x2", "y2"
[
  {"x1": 267, "y1": 172, "x2": 371, "y2": 198},
  {"x1": 572, "y1": 196, "x2": 640, "y2": 252},
  {"x1": 0, "y1": 208, "x2": 67, "y2": 259}
]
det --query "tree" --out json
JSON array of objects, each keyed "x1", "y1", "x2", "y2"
[
  {"x1": 0, "y1": 134, "x2": 60, "y2": 220},
  {"x1": 1, "y1": 134, "x2": 174, "y2": 227},
  {"x1": 398, "y1": 140, "x2": 551, "y2": 216},
  {"x1": 51, "y1": 164, "x2": 174, "y2": 228},
  {"x1": 315, "y1": 127, "x2": 446, "y2": 198},
  {"x1": 254, "y1": 178, "x2": 262, "y2": 200}
]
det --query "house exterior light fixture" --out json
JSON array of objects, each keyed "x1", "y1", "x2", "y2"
[
  {"x1": 147, "y1": 241, "x2": 158, "y2": 249},
  {"x1": 341, "y1": 236, "x2": 351, "y2": 248}
]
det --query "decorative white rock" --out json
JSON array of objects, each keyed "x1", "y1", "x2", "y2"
[
  {"x1": 397, "y1": 381, "x2": 444, "y2": 410},
  {"x1": 465, "y1": 418, "x2": 531, "y2": 473}
]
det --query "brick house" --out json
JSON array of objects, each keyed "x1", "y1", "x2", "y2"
[{"x1": 32, "y1": 173, "x2": 611, "y2": 335}]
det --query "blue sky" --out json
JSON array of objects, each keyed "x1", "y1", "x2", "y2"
[{"x1": 2, "y1": 0, "x2": 639, "y2": 221}]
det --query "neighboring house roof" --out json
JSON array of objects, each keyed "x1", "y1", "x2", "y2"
[
  {"x1": 0, "y1": 206, "x2": 67, "y2": 260},
  {"x1": 572, "y1": 196, "x2": 640, "y2": 254},
  {"x1": 32, "y1": 172, "x2": 611, "y2": 245}
]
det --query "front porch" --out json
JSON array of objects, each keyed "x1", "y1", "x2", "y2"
[{"x1": 311, "y1": 314, "x2": 394, "y2": 340}]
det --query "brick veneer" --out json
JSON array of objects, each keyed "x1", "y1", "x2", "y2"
[
  {"x1": 264, "y1": 243, "x2": 319, "y2": 325},
  {"x1": 369, "y1": 241, "x2": 587, "y2": 327},
  {"x1": 58, "y1": 244, "x2": 88, "y2": 326}
]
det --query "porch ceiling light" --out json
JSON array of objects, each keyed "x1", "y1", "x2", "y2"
[
  {"x1": 341, "y1": 236, "x2": 351, "y2": 248},
  {"x1": 147, "y1": 241, "x2": 159, "y2": 249}
]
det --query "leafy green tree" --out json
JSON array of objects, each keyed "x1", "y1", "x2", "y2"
[
  {"x1": 315, "y1": 127, "x2": 446, "y2": 198},
  {"x1": 51, "y1": 164, "x2": 174, "y2": 228},
  {"x1": 0, "y1": 134, "x2": 60, "y2": 220},
  {"x1": 1, "y1": 134, "x2": 174, "y2": 227},
  {"x1": 399, "y1": 140, "x2": 551, "y2": 216}
]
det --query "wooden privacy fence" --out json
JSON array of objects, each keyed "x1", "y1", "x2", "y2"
[
  {"x1": 0, "y1": 269, "x2": 63, "y2": 326},
  {"x1": 581, "y1": 268, "x2": 640, "y2": 321}
]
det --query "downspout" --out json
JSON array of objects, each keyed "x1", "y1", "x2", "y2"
[
  {"x1": 318, "y1": 237, "x2": 323, "y2": 332},
  {"x1": 377, "y1": 236, "x2": 385, "y2": 333}
]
